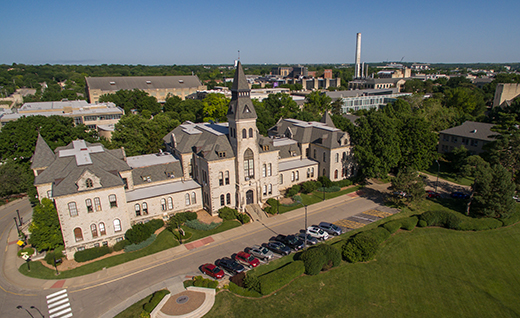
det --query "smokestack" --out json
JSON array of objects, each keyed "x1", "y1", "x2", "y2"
[
  {"x1": 355, "y1": 33, "x2": 362, "y2": 79},
  {"x1": 362, "y1": 62, "x2": 365, "y2": 78}
]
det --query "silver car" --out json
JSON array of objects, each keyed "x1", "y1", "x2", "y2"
[
  {"x1": 306, "y1": 226, "x2": 329, "y2": 240},
  {"x1": 248, "y1": 244, "x2": 274, "y2": 261}
]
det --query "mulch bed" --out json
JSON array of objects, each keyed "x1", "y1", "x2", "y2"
[{"x1": 160, "y1": 290, "x2": 206, "y2": 316}]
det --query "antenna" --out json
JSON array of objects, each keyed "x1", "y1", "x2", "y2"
[{"x1": 238, "y1": 50, "x2": 240, "y2": 60}]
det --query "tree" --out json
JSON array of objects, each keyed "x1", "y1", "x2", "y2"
[
  {"x1": 331, "y1": 99, "x2": 343, "y2": 116},
  {"x1": 390, "y1": 167, "x2": 426, "y2": 204},
  {"x1": 202, "y1": 93, "x2": 229, "y2": 122},
  {"x1": 99, "y1": 89, "x2": 161, "y2": 114},
  {"x1": 303, "y1": 91, "x2": 332, "y2": 116},
  {"x1": 397, "y1": 116, "x2": 437, "y2": 171},
  {"x1": 28, "y1": 198, "x2": 64, "y2": 251},
  {"x1": 484, "y1": 129, "x2": 520, "y2": 191},
  {"x1": 0, "y1": 161, "x2": 30, "y2": 198},
  {"x1": 262, "y1": 93, "x2": 300, "y2": 119},
  {"x1": 444, "y1": 87, "x2": 486, "y2": 118}
]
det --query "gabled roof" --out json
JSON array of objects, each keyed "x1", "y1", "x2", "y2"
[
  {"x1": 31, "y1": 134, "x2": 55, "y2": 170},
  {"x1": 439, "y1": 121, "x2": 496, "y2": 141},
  {"x1": 268, "y1": 118, "x2": 347, "y2": 149}
]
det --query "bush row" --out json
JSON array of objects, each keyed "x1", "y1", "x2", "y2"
[
  {"x1": 342, "y1": 227, "x2": 391, "y2": 263},
  {"x1": 168, "y1": 211, "x2": 197, "y2": 229},
  {"x1": 185, "y1": 219, "x2": 221, "y2": 231},
  {"x1": 125, "y1": 219, "x2": 164, "y2": 245},
  {"x1": 301, "y1": 244, "x2": 342, "y2": 275},
  {"x1": 382, "y1": 217, "x2": 419, "y2": 234},
  {"x1": 318, "y1": 186, "x2": 341, "y2": 193},
  {"x1": 218, "y1": 207, "x2": 250, "y2": 224},
  {"x1": 143, "y1": 289, "x2": 170, "y2": 313},
  {"x1": 419, "y1": 210, "x2": 502, "y2": 231},
  {"x1": 500, "y1": 208, "x2": 520, "y2": 226},
  {"x1": 186, "y1": 275, "x2": 219, "y2": 289},
  {"x1": 249, "y1": 260, "x2": 305, "y2": 295},
  {"x1": 124, "y1": 234, "x2": 156, "y2": 252},
  {"x1": 113, "y1": 239, "x2": 131, "y2": 251},
  {"x1": 74, "y1": 246, "x2": 112, "y2": 263},
  {"x1": 228, "y1": 281, "x2": 262, "y2": 297}
]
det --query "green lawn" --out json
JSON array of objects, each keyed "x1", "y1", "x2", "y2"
[
  {"x1": 205, "y1": 222, "x2": 520, "y2": 317},
  {"x1": 114, "y1": 294, "x2": 153, "y2": 318},
  {"x1": 423, "y1": 160, "x2": 474, "y2": 186},
  {"x1": 182, "y1": 220, "x2": 242, "y2": 243}
]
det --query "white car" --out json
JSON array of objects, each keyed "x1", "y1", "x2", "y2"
[{"x1": 306, "y1": 226, "x2": 329, "y2": 240}]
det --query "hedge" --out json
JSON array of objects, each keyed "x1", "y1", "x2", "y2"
[
  {"x1": 342, "y1": 234, "x2": 379, "y2": 263},
  {"x1": 143, "y1": 289, "x2": 170, "y2": 313},
  {"x1": 168, "y1": 211, "x2": 198, "y2": 228},
  {"x1": 318, "y1": 186, "x2": 341, "y2": 193},
  {"x1": 125, "y1": 223, "x2": 154, "y2": 244},
  {"x1": 237, "y1": 213, "x2": 250, "y2": 224},
  {"x1": 185, "y1": 219, "x2": 221, "y2": 231},
  {"x1": 419, "y1": 210, "x2": 502, "y2": 231},
  {"x1": 146, "y1": 219, "x2": 164, "y2": 232},
  {"x1": 301, "y1": 244, "x2": 342, "y2": 275},
  {"x1": 218, "y1": 207, "x2": 239, "y2": 220},
  {"x1": 124, "y1": 234, "x2": 156, "y2": 252},
  {"x1": 113, "y1": 239, "x2": 131, "y2": 251},
  {"x1": 257, "y1": 261, "x2": 305, "y2": 295},
  {"x1": 333, "y1": 179, "x2": 352, "y2": 188},
  {"x1": 500, "y1": 208, "x2": 520, "y2": 226},
  {"x1": 357, "y1": 227, "x2": 391, "y2": 244},
  {"x1": 382, "y1": 217, "x2": 418, "y2": 234},
  {"x1": 74, "y1": 246, "x2": 112, "y2": 263},
  {"x1": 229, "y1": 281, "x2": 262, "y2": 298},
  {"x1": 190, "y1": 275, "x2": 219, "y2": 289}
]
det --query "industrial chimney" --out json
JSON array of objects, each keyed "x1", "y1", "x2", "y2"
[{"x1": 355, "y1": 33, "x2": 362, "y2": 79}]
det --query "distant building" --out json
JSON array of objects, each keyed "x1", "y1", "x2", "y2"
[
  {"x1": 348, "y1": 78, "x2": 406, "y2": 91},
  {"x1": 85, "y1": 76, "x2": 206, "y2": 103},
  {"x1": 411, "y1": 63, "x2": 430, "y2": 71},
  {"x1": 326, "y1": 89, "x2": 411, "y2": 113},
  {"x1": 493, "y1": 83, "x2": 520, "y2": 108},
  {"x1": 438, "y1": 121, "x2": 496, "y2": 154},
  {"x1": 377, "y1": 68, "x2": 411, "y2": 78}
]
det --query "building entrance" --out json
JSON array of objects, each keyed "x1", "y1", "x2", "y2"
[{"x1": 246, "y1": 190, "x2": 254, "y2": 205}]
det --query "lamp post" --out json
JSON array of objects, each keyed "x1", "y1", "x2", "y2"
[
  {"x1": 295, "y1": 199, "x2": 308, "y2": 248},
  {"x1": 53, "y1": 255, "x2": 59, "y2": 276},
  {"x1": 14, "y1": 217, "x2": 21, "y2": 237},
  {"x1": 17, "y1": 209, "x2": 23, "y2": 226},
  {"x1": 435, "y1": 160, "x2": 440, "y2": 193},
  {"x1": 17, "y1": 306, "x2": 35, "y2": 318},
  {"x1": 30, "y1": 306, "x2": 45, "y2": 318}
]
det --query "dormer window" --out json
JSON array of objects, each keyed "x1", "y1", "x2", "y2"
[
  {"x1": 263, "y1": 145, "x2": 270, "y2": 151},
  {"x1": 166, "y1": 172, "x2": 175, "y2": 178},
  {"x1": 219, "y1": 152, "x2": 226, "y2": 158},
  {"x1": 141, "y1": 175, "x2": 151, "y2": 182},
  {"x1": 85, "y1": 178, "x2": 93, "y2": 188}
]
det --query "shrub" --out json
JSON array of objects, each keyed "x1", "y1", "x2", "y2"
[
  {"x1": 500, "y1": 208, "x2": 520, "y2": 226},
  {"x1": 301, "y1": 181, "x2": 320, "y2": 194},
  {"x1": 17, "y1": 247, "x2": 35, "y2": 257},
  {"x1": 333, "y1": 179, "x2": 352, "y2": 188},
  {"x1": 383, "y1": 220, "x2": 401, "y2": 234},
  {"x1": 420, "y1": 210, "x2": 462, "y2": 229},
  {"x1": 113, "y1": 239, "x2": 131, "y2": 251},
  {"x1": 229, "y1": 282, "x2": 262, "y2": 298},
  {"x1": 257, "y1": 261, "x2": 305, "y2": 295},
  {"x1": 146, "y1": 219, "x2": 164, "y2": 232},
  {"x1": 264, "y1": 206, "x2": 277, "y2": 215},
  {"x1": 44, "y1": 247, "x2": 64, "y2": 265},
  {"x1": 230, "y1": 272, "x2": 246, "y2": 287},
  {"x1": 124, "y1": 234, "x2": 156, "y2": 252},
  {"x1": 458, "y1": 217, "x2": 502, "y2": 231},
  {"x1": 342, "y1": 235, "x2": 379, "y2": 263},
  {"x1": 244, "y1": 274, "x2": 260, "y2": 293},
  {"x1": 191, "y1": 275, "x2": 218, "y2": 288},
  {"x1": 286, "y1": 185, "x2": 301, "y2": 197},
  {"x1": 418, "y1": 220, "x2": 428, "y2": 227},
  {"x1": 357, "y1": 227, "x2": 391, "y2": 244},
  {"x1": 301, "y1": 244, "x2": 342, "y2": 275},
  {"x1": 401, "y1": 216, "x2": 419, "y2": 231},
  {"x1": 184, "y1": 219, "x2": 221, "y2": 231},
  {"x1": 168, "y1": 211, "x2": 197, "y2": 228},
  {"x1": 237, "y1": 213, "x2": 250, "y2": 224},
  {"x1": 218, "y1": 207, "x2": 239, "y2": 220},
  {"x1": 318, "y1": 176, "x2": 333, "y2": 188},
  {"x1": 143, "y1": 289, "x2": 170, "y2": 313},
  {"x1": 125, "y1": 223, "x2": 154, "y2": 244},
  {"x1": 74, "y1": 246, "x2": 112, "y2": 263},
  {"x1": 267, "y1": 198, "x2": 279, "y2": 208},
  {"x1": 319, "y1": 186, "x2": 341, "y2": 193}
]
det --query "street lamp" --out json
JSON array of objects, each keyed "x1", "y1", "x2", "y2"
[
  {"x1": 17, "y1": 306, "x2": 35, "y2": 318},
  {"x1": 30, "y1": 306, "x2": 45, "y2": 318},
  {"x1": 435, "y1": 160, "x2": 440, "y2": 193},
  {"x1": 14, "y1": 217, "x2": 21, "y2": 237},
  {"x1": 295, "y1": 199, "x2": 308, "y2": 248}
]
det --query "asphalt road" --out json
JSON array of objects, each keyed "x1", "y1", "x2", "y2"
[{"x1": 1, "y1": 192, "x2": 386, "y2": 318}]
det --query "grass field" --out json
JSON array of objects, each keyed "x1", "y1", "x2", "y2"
[{"x1": 205, "y1": 223, "x2": 520, "y2": 318}]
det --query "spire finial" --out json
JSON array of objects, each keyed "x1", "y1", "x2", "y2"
[{"x1": 238, "y1": 50, "x2": 240, "y2": 60}]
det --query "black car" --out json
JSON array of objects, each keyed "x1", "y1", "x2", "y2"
[
  {"x1": 297, "y1": 233, "x2": 318, "y2": 245},
  {"x1": 263, "y1": 241, "x2": 291, "y2": 255},
  {"x1": 274, "y1": 234, "x2": 305, "y2": 250},
  {"x1": 215, "y1": 257, "x2": 245, "y2": 275}
]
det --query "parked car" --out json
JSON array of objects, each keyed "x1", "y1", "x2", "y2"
[
  {"x1": 306, "y1": 226, "x2": 329, "y2": 240},
  {"x1": 318, "y1": 222, "x2": 343, "y2": 236},
  {"x1": 263, "y1": 241, "x2": 291, "y2": 255},
  {"x1": 215, "y1": 257, "x2": 245, "y2": 275},
  {"x1": 426, "y1": 190, "x2": 441, "y2": 198},
  {"x1": 274, "y1": 234, "x2": 305, "y2": 250},
  {"x1": 247, "y1": 245, "x2": 274, "y2": 261},
  {"x1": 234, "y1": 251, "x2": 260, "y2": 268},
  {"x1": 451, "y1": 191, "x2": 470, "y2": 199},
  {"x1": 513, "y1": 195, "x2": 520, "y2": 202},
  {"x1": 392, "y1": 191, "x2": 408, "y2": 198},
  {"x1": 297, "y1": 232, "x2": 318, "y2": 245},
  {"x1": 200, "y1": 263, "x2": 225, "y2": 279}
]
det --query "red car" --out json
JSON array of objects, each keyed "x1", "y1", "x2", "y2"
[
  {"x1": 234, "y1": 251, "x2": 260, "y2": 268},
  {"x1": 426, "y1": 190, "x2": 440, "y2": 198},
  {"x1": 200, "y1": 263, "x2": 225, "y2": 279}
]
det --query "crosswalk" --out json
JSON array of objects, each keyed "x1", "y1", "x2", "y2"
[{"x1": 47, "y1": 289, "x2": 73, "y2": 318}]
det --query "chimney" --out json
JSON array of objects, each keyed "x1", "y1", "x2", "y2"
[{"x1": 355, "y1": 33, "x2": 362, "y2": 79}]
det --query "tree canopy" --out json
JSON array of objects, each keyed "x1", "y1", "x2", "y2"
[{"x1": 28, "y1": 198, "x2": 64, "y2": 251}]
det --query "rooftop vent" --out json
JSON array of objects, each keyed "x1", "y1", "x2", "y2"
[
  {"x1": 109, "y1": 81, "x2": 116, "y2": 85},
  {"x1": 179, "y1": 80, "x2": 184, "y2": 83},
  {"x1": 471, "y1": 129, "x2": 477, "y2": 133},
  {"x1": 146, "y1": 81, "x2": 151, "y2": 84}
]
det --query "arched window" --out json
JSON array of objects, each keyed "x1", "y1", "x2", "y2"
[
  {"x1": 335, "y1": 153, "x2": 339, "y2": 163},
  {"x1": 249, "y1": 128, "x2": 253, "y2": 138},
  {"x1": 191, "y1": 192, "x2": 197, "y2": 204},
  {"x1": 167, "y1": 197, "x2": 173, "y2": 210},
  {"x1": 268, "y1": 184, "x2": 272, "y2": 195},
  {"x1": 307, "y1": 168, "x2": 311, "y2": 178},
  {"x1": 263, "y1": 185, "x2": 267, "y2": 195},
  {"x1": 99, "y1": 222, "x2": 106, "y2": 235},
  {"x1": 220, "y1": 194, "x2": 225, "y2": 206},
  {"x1": 242, "y1": 129, "x2": 247, "y2": 139},
  {"x1": 94, "y1": 197, "x2": 102, "y2": 211},
  {"x1": 185, "y1": 193, "x2": 191, "y2": 206},
  {"x1": 311, "y1": 167, "x2": 315, "y2": 177},
  {"x1": 268, "y1": 163, "x2": 272, "y2": 176},
  {"x1": 160, "y1": 198, "x2": 167, "y2": 211},
  {"x1": 86, "y1": 178, "x2": 93, "y2": 188},
  {"x1": 135, "y1": 204, "x2": 141, "y2": 216},
  {"x1": 323, "y1": 168, "x2": 326, "y2": 176},
  {"x1": 244, "y1": 148, "x2": 254, "y2": 180},
  {"x1": 109, "y1": 194, "x2": 117, "y2": 208},
  {"x1": 343, "y1": 152, "x2": 347, "y2": 161},
  {"x1": 323, "y1": 152, "x2": 326, "y2": 162},
  {"x1": 225, "y1": 171, "x2": 230, "y2": 184},
  {"x1": 113, "y1": 219, "x2": 122, "y2": 232},
  {"x1": 291, "y1": 171, "x2": 295, "y2": 182},
  {"x1": 91, "y1": 224, "x2": 98, "y2": 238},
  {"x1": 296, "y1": 170, "x2": 299, "y2": 181},
  {"x1": 226, "y1": 193, "x2": 231, "y2": 205},
  {"x1": 334, "y1": 170, "x2": 338, "y2": 179},
  {"x1": 74, "y1": 227, "x2": 83, "y2": 242},
  {"x1": 219, "y1": 171, "x2": 224, "y2": 186},
  {"x1": 142, "y1": 202, "x2": 148, "y2": 215},
  {"x1": 68, "y1": 202, "x2": 78, "y2": 217},
  {"x1": 262, "y1": 164, "x2": 266, "y2": 177},
  {"x1": 85, "y1": 199, "x2": 93, "y2": 213},
  {"x1": 280, "y1": 174, "x2": 283, "y2": 184}
]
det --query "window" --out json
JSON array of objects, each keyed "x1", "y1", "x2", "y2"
[
  {"x1": 91, "y1": 224, "x2": 98, "y2": 238},
  {"x1": 263, "y1": 185, "x2": 267, "y2": 195},
  {"x1": 443, "y1": 134, "x2": 450, "y2": 142},
  {"x1": 219, "y1": 171, "x2": 224, "y2": 186},
  {"x1": 262, "y1": 164, "x2": 266, "y2": 177},
  {"x1": 161, "y1": 198, "x2": 167, "y2": 211},
  {"x1": 268, "y1": 164, "x2": 272, "y2": 176},
  {"x1": 225, "y1": 171, "x2": 230, "y2": 185},
  {"x1": 296, "y1": 171, "x2": 299, "y2": 181},
  {"x1": 343, "y1": 152, "x2": 347, "y2": 161},
  {"x1": 242, "y1": 129, "x2": 247, "y2": 139},
  {"x1": 185, "y1": 193, "x2": 191, "y2": 206},
  {"x1": 280, "y1": 174, "x2": 283, "y2": 184},
  {"x1": 220, "y1": 194, "x2": 225, "y2": 206},
  {"x1": 335, "y1": 153, "x2": 339, "y2": 163},
  {"x1": 86, "y1": 178, "x2": 93, "y2": 188},
  {"x1": 167, "y1": 197, "x2": 173, "y2": 210},
  {"x1": 142, "y1": 202, "x2": 148, "y2": 215},
  {"x1": 68, "y1": 202, "x2": 78, "y2": 217},
  {"x1": 451, "y1": 136, "x2": 458, "y2": 143},
  {"x1": 307, "y1": 168, "x2": 311, "y2": 178},
  {"x1": 291, "y1": 171, "x2": 295, "y2": 182},
  {"x1": 135, "y1": 204, "x2": 141, "y2": 216},
  {"x1": 323, "y1": 152, "x2": 326, "y2": 162},
  {"x1": 323, "y1": 169, "x2": 326, "y2": 176},
  {"x1": 74, "y1": 227, "x2": 83, "y2": 242},
  {"x1": 249, "y1": 128, "x2": 253, "y2": 138},
  {"x1": 113, "y1": 219, "x2": 122, "y2": 232},
  {"x1": 123, "y1": 178, "x2": 128, "y2": 189},
  {"x1": 47, "y1": 190, "x2": 52, "y2": 198},
  {"x1": 244, "y1": 148, "x2": 254, "y2": 180},
  {"x1": 94, "y1": 243, "x2": 100, "y2": 248},
  {"x1": 226, "y1": 193, "x2": 231, "y2": 205},
  {"x1": 86, "y1": 199, "x2": 93, "y2": 213},
  {"x1": 99, "y1": 222, "x2": 106, "y2": 235},
  {"x1": 313, "y1": 149, "x2": 317, "y2": 159},
  {"x1": 334, "y1": 170, "x2": 338, "y2": 179},
  {"x1": 102, "y1": 241, "x2": 108, "y2": 247},
  {"x1": 109, "y1": 194, "x2": 117, "y2": 208},
  {"x1": 471, "y1": 139, "x2": 478, "y2": 147},
  {"x1": 94, "y1": 197, "x2": 102, "y2": 211},
  {"x1": 191, "y1": 192, "x2": 197, "y2": 204},
  {"x1": 268, "y1": 184, "x2": 272, "y2": 195},
  {"x1": 311, "y1": 167, "x2": 315, "y2": 178}
]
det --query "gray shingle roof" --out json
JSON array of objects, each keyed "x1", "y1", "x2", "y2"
[
  {"x1": 439, "y1": 121, "x2": 497, "y2": 141},
  {"x1": 85, "y1": 76, "x2": 203, "y2": 91},
  {"x1": 131, "y1": 161, "x2": 183, "y2": 186},
  {"x1": 268, "y1": 118, "x2": 347, "y2": 149},
  {"x1": 31, "y1": 134, "x2": 55, "y2": 170}
]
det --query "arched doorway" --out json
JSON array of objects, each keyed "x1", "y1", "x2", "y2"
[{"x1": 246, "y1": 190, "x2": 254, "y2": 205}]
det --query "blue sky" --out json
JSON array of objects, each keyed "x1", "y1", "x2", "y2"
[{"x1": 1, "y1": 0, "x2": 519, "y2": 65}]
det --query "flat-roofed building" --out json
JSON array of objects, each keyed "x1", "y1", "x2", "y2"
[{"x1": 85, "y1": 76, "x2": 206, "y2": 103}]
